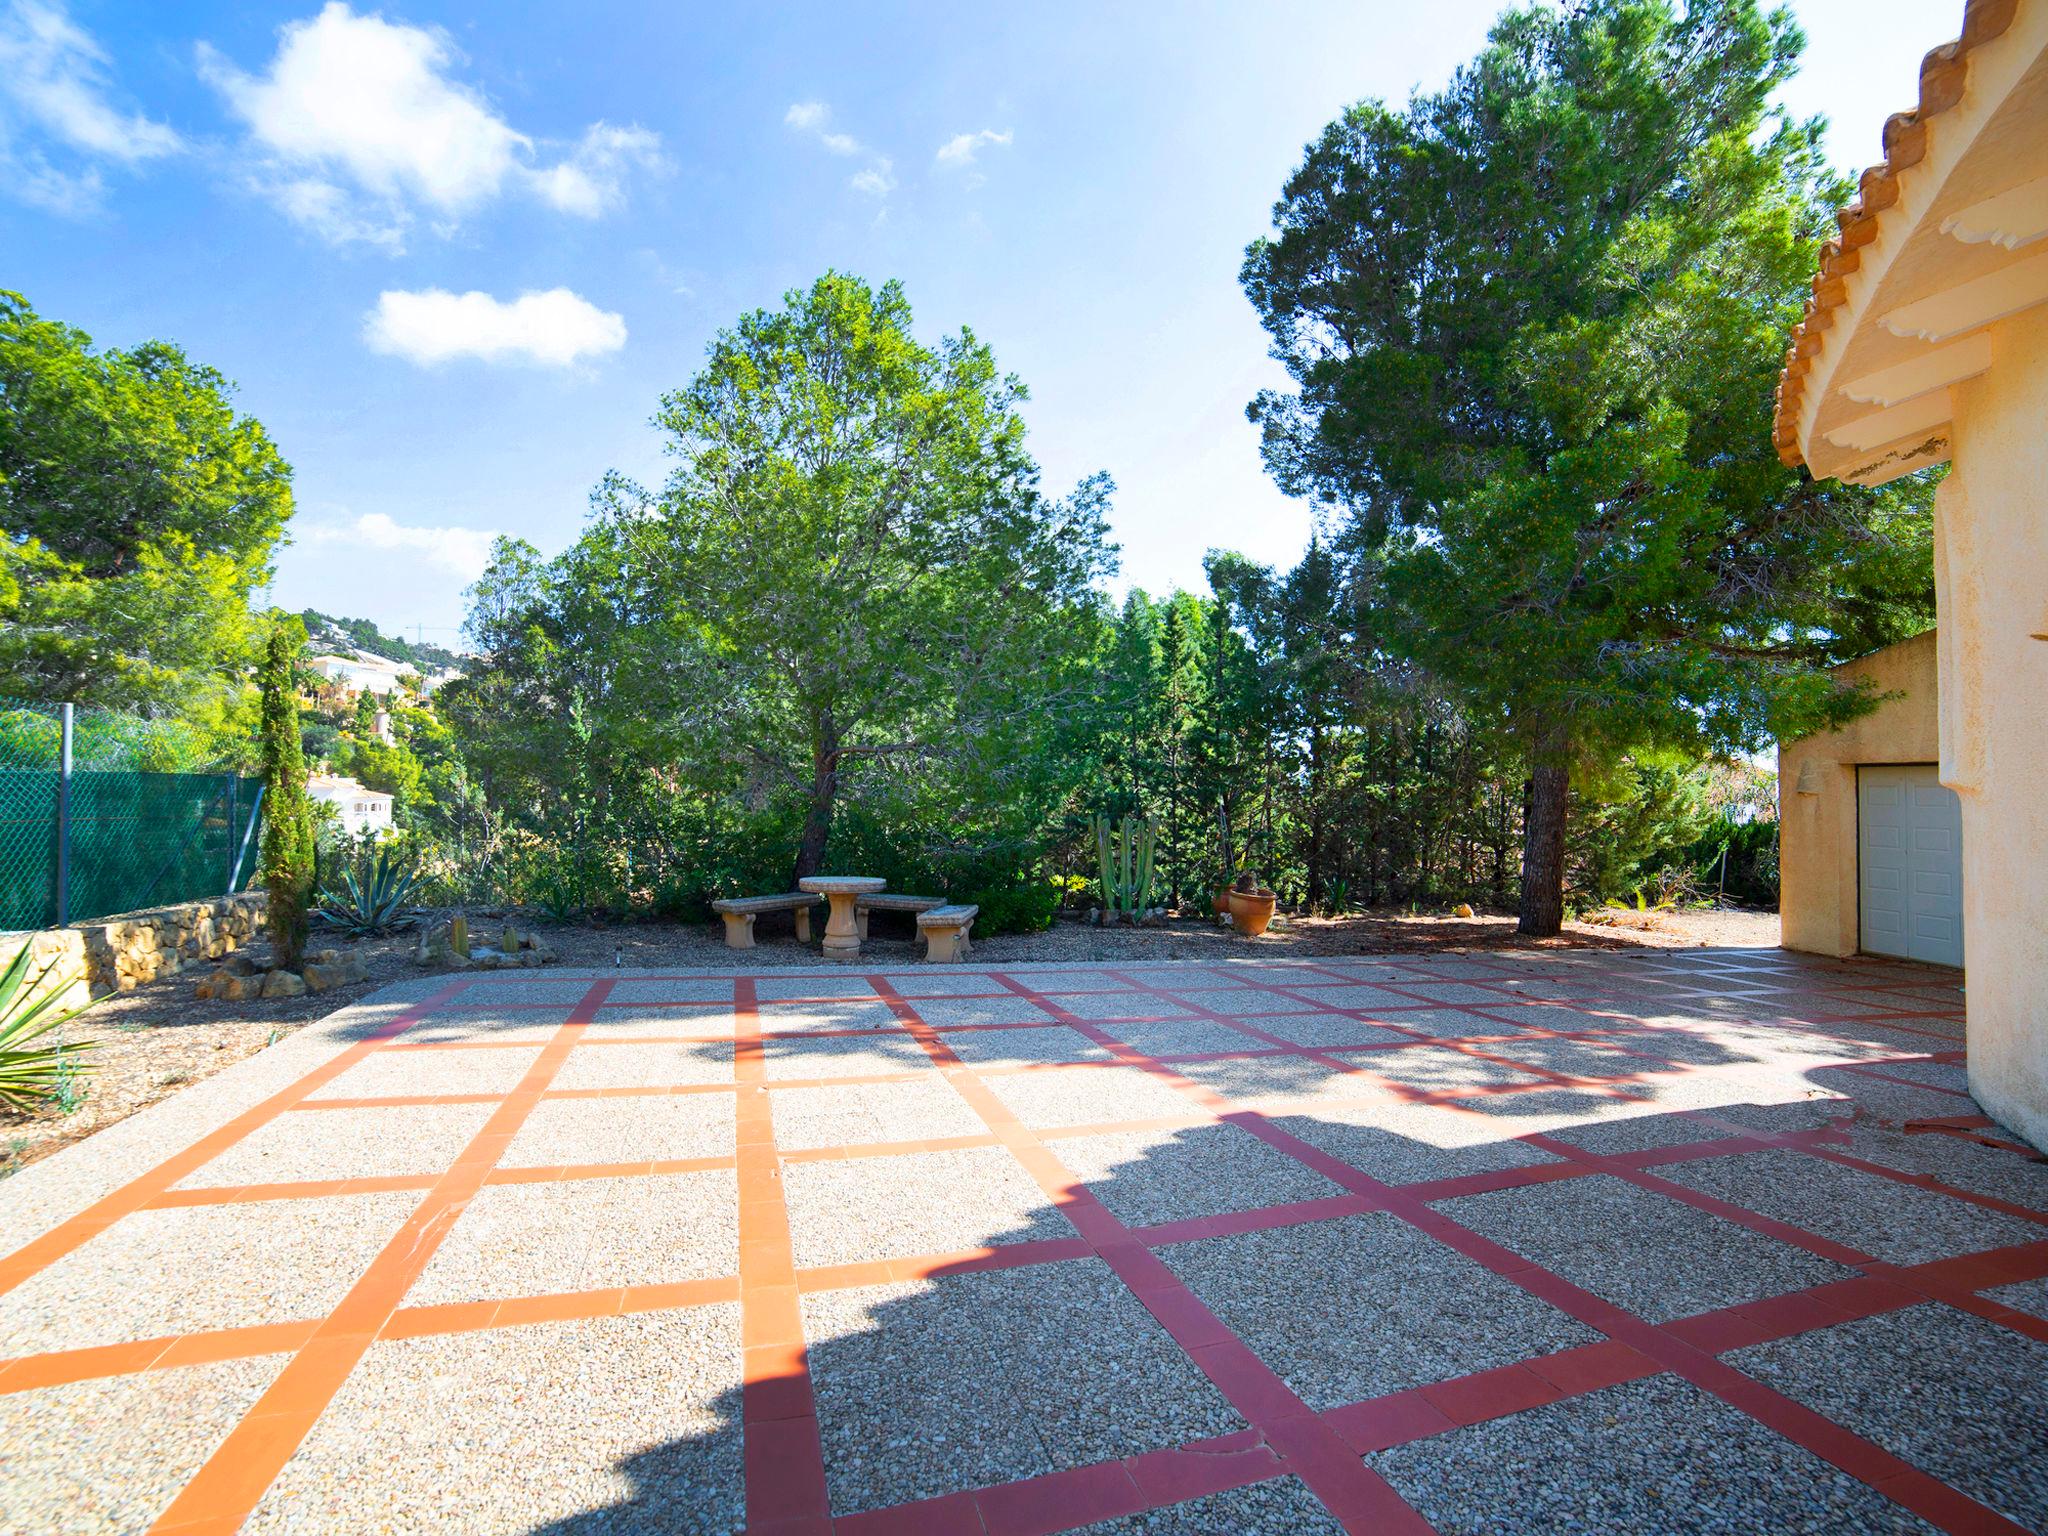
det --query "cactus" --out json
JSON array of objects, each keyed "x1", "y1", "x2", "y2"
[
  {"x1": 501, "y1": 923, "x2": 520, "y2": 954},
  {"x1": 1093, "y1": 813, "x2": 1158, "y2": 923},
  {"x1": 449, "y1": 913, "x2": 470, "y2": 959}
]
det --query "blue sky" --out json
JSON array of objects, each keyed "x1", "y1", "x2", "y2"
[{"x1": 3, "y1": 0, "x2": 1947, "y2": 647}]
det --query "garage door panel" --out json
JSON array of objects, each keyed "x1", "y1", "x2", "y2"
[{"x1": 1859, "y1": 764, "x2": 1964, "y2": 969}]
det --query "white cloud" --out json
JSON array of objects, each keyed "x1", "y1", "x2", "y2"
[
  {"x1": 364, "y1": 287, "x2": 627, "y2": 368},
  {"x1": 849, "y1": 157, "x2": 894, "y2": 197},
  {"x1": 818, "y1": 131, "x2": 858, "y2": 156},
  {"x1": 0, "y1": 0, "x2": 179, "y2": 213},
  {"x1": 200, "y1": 3, "x2": 660, "y2": 248},
  {"x1": 783, "y1": 100, "x2": 828, "y2": 132},
  {"x1": 302, "y1": 511, "x2": 497, "y2": 579},
  {"x1": 936, "y1": 127, "x2": 1011, "y2": 168}
]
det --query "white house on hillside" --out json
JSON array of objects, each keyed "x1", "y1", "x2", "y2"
[
  {"x1": 307, "y1": 652, "x2": 463, "y2": 697},
  {"x1": 308, "y1": 774, "x2": 394, "y2": 837}
]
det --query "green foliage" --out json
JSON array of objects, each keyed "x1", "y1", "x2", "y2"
[
  {"x1": 0, "y1": 290, "x2": 292, "y2": 712},
  {"x1": 1567, "y1": 760, "x2": 1714, "y2": 907},
  {"x1": 1241, "y1": 0, "x2": 1936, "y2": 931},
  {"x1": 314, "y1": 842, "x2": 420, "y2": 936},
  {"x1": 0, "y1": 945, "x2": 95, "y2": 1113},
  {"x1": 1690, "y1": 813, "x2": 1780, "y2": 906},
  {"x1": 258, "y1": 618, "x2": 316, "y2": 967},
  {"x1": 1094, "y1": 813, "x2": 1158, "y2": 920}
]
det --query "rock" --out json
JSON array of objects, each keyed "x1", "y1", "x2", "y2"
[
  {"x1": 260, "y1": 969, "x2": 306, "y2": 999},
  {"x1": 303, "y1": 953, "x2": 368, "y2": 992},
  {"x1": 1453, "y1": 903, "x2": 1475, "y2": 918},
  {"x1": 307, "y1": 948, "x2": 341, "y2": 967}
]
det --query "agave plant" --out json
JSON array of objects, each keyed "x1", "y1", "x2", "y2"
[
  {"x1": 0, "y1": 945, "x2": 96, "y2": 1114},
  {"x1": 315, "y1": 844, "x2": 421, "y2": 936}
]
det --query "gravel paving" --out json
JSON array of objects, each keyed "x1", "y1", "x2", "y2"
[
  {"x1": 407, "y1": 1169, "x2": 739, "y2": 1304},
  {"x1": 243, "y1": 1308, "x2": 746, "y2": 1535},
  {"x1": 553, "y1": 1040, "x2": 736, "y2": 1089},
  {"x1": 801, "y1": 1259, "x2": 1243, "y2": 1514},
  {"x1": 1653, "y1": 1148, "x2": 2046, "y2": 1264},
  {"x1": 1435, "y1": 1174, "x2": 1854, "y2": 1322},
  {"x1": 757, "y1": 1031, "x2": 937, "y2": 1081},
  {"x1": 1159, "y1": 986, "x2": 1325, "y2": 1015},
  {"x1": 1246, "y1": 1015, "x2": 1420, "y2": 1048},
  {"x1": 1830, "y1": 1125, "x2": 2048, "y2": 1211},
  {"x1": 754, "y1": 1000, "x2": 903, "y2": 1034},
  {"x1": 606, "y1": 979, "x2": 743, "y2": 1005},
  {"x1": 1366, "y1": 1372, "x2": 1932, "y2": 1534},
  {"x1": 0, "y1": 1354, "x2": 288, "y2": 1535},
  {"x1": 1075, "y1": 1476, "x2": 1345, "y2": 1534},
  {"x1": 982, "y1": 1063, "x2": 1205, "y2": 1129},
  {"x1": 935, "y1": 1025, "x2": 1116, "y2": 1069},
  {"x1": 173, "y1": 1101, "x2": 499, "y2": 1187},
  {"x1": 1266, "y1": 1099, "x2": 1561, "y2": 1185},
  {"x1": 1054, "y1": 1122, "x2": 1348, "y2": 1227},
  {"x1": 0, "y1": 1191, "x2": 420, "y2": 1353},
  {"x1": 502, "y1": 1093, "x2": 736, "y2": 1167},
  {"x1": 902, "y1": 994, "x2": 1059, "y2": 1026},
  {"x1": 1987, "y1": 1276, "x2": 2048, "y2": 1318},
  {"x1": 1730, "y1": 1304, "x2": 2048, "y2": 1531},
  {"x1": 307, "y1": 1045, "x2": 542, "y2": 1099},
  {"x1": 1172, "y1": 1054, "x2": 1383, "y2": 1109},
  {"x1": 769, "y1": 1076, "x2": 985, "y2": 1150},
  {"x1": 1042, "y1": 991, "x2": 1204, "y2": 1021},
  {"x1": 755, "y1": 976, "x2": 878, "y2": 1002},
  {"x1": 1159, "y1": 1213, "x2": 1599, "y2": 1408},
  {"x1": 1087, "y1": 1018, "x2": 1271, "y2": 1058},
  {"x1": 783, "y1": 1145, "x2": 1071, "y2": 1266},
  {"x1": 1342, "y1": 1045, "x2": 1550, "y2": 1095}
]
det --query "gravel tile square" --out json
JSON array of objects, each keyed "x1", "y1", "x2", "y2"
[
  {"x1": 1366, "y1": 1372, "x2": 1931, "y2": 1535},
  {"x1": 0, "y1": 1191, "x2": 420, "y2": 1353},
  {"x1": 1381, "y1": 981, "x2": 1506, "y2": 1005},
  {"x1": 1987, "y1": 1277, "x2": 2048, "y2": 1319},
  {"x1": 1075, "y1": 1477, "x2": 1344, "y2": 1535},
  {"x1": 756, "y1": 975, "x2": 876, "y2": 1002},
  {"x1": 882, "y1": 971, "x2": 1012, "y2": 997},
  {"x1": 448, "y1": 979, "x2": 600, "y2": 1007},
  {"x1": 984, "y1": 1064, "x2": 1201, "y2": 1128},
  {"x1": 1089, "y1": 1018, "x2": 1268, "y2": 1059},
  {"x1": 578, "y1": 1006, "x2": 736, "y2": 1040},
  {"x1": 503, "y1": 1094, "x2": 735, "y2": 1167},
  {"x1": 1437, "y1": 1174, "x2": 1854, "y2": 1322},
  {"x1": 1832, "y1": 1125, "x2": 2048, "y2": 1211},
  {"x1": 1808, "y1": 1068, "x2": 1982, "y2": 1125},
  {"x1": 404, "y1": 1011, "x2": 571, "y2": 1044},
  {"x1": 1343, "y1": 1046, "x2": 1549, "y2": 1096},
  {"x1": 1731, "y1": 1305, "x2": 2046, "y2": 1531},
  {"x1": 904, "y1": 994, "x2": 1057, "y2": 1026},
  {"x1": 310, "y1": 1045, "x2": 542, "y2": 1100},
  {"x1": 177, "y1": 1102, "x2": 497, "y2": 1188},
  {"x1": 607, "y1": 978, "x2": 741, "y2": 1005},
  {"x1": 1173, "y1": 1055, "x2": 1383, "y2": 1109},
  {"x1": 802, "y1": 1259, "x2": 1242, "y2": 1514},
  {"x1": 939, "y1": 1025, "x2": 1114, "y2": 1069},
  {"x1": 1160, "y1": 1212, "x2": 1597, "y2": 1407},
  {"x1": 785, "y1": 1145, "x2": 1071, "y2": 1266},
  {"x1": 1441, "y1": 1086, "x2": 1666, "y2": 1137},
  {"x1": 1654, "y1": 1148, "x2": 2045, "y2": 1264},
  {"x1": 1286, "y1": 984, "x2": 1424, "y2": 1011},
  {"x1": 1867, "y1": 1059, "x2": 1971, "y2": 1093},
  {"x1": 1478, "y1": 1035, "x2": 1647, "y2": 1080},
  {"x1": 553, "y1": 1041, "x2": 736, "y2": 1089},
  {"x1": 0, "y1": 1355, "x2": 289, "y2": 1535},
  {"x1": 1162, "y1": 986, "x2": 1325, "y2": 1015},
  {"x1": 1539, "y1": 1105, "x2": 1735, "y2": 1155},
  {"x1": 408, "y1": 1169, "x2": 738, "y2": 1304},
  {"x1": 1047, "y1": 991, "x2": 1202, "y2": 1022},
  {"x1": 1021, "y1": 971, "x2": 1144, "y2": 994},
  {"x1": 1268, "y1": 1100, "x2": 1560, "y2": 1185},
  {"x1": 1253, "y1": 1015, "x2": 1418, "y2": 1049},
  {"x1": 1365, "y1": 1008, "x2": 1525, "y2": 1040},
  {"x1": 759, "y1": 1032, "x2": 937, "y2": 1081},
  {"x1": 771, "y1": 1077, "x2": 984, "y2": 1150},
  {"x1": 245, "y1": 1308, "x2": 745, "y2": 1535},
  {"x1": 1055, "y1": 1122, "x2": 1347, "y2": 1227},
  {"x1": 755, "y1": 1000, "x2": 902, "y2": 1034}
]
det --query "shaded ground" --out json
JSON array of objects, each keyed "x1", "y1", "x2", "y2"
[
  {"x1": 0, "y1": 946, "x2": 2038, "y2": 1534},
  {"x1": 1, "y1": 905, "x2": 1775, "y2": 1175}
]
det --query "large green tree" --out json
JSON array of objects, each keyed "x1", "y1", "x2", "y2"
[
  {"x1": 1242, "y1": 0, "x2": 1935, "y2": 934},
  {"x1": 0, "y1": 291, "x2": 294, "y2": 708},
  {"x1": 591, "y1": 272, "x2": 1115, "y2": 884}
]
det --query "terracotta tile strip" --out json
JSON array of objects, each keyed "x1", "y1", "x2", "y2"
[
  {"x1": 0, "y1": 978, "x2": 475, "y2": 1300},
  {"x1": 145, "y1": 979, "x2": 615, "y2": 1535}
]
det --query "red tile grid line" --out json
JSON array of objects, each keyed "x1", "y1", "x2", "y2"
[{"x1": 0, "y1": 959, "x2": 2037, "y2": 1533}]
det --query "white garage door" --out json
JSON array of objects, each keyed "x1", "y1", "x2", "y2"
[{"x1": 1858, "y1": 764, "x2": 1964, "y2": 968}]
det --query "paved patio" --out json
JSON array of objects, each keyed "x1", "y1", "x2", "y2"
[{"x1": 1, "y1": 948, "x2": 2043, "y2": 1534}]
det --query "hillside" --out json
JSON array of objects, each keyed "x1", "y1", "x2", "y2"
[{"x1": 299, "y1": 610, "x2": 467, "y2": 673}]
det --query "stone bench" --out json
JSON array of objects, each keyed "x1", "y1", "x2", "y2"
[
  {"x1": 915, "y1": 904, "x2": 979, "y2": 963},
  {"x1": 711, "y1": 892, "x2": 820, "y2": 949},
  {"x1": 853, "y1": 892, "x2": 944, "y2": 941}
]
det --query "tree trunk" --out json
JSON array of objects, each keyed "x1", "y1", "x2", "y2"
[
  {"x1": 791, "y1": 715, "x2": 839, "y2": 886},
  {"x1": 1518, "y1": 745, "x2": 1569, "y2": 937}
]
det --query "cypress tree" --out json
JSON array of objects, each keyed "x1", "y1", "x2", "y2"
[{"x1": 258, "y1": 617, "x2": 317, "y2": 967}]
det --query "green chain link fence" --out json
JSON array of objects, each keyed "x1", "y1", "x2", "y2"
[{"x1": 0, "y1": 699, "x2": 262, "y2": 932}]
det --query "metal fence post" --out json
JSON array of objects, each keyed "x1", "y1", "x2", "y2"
[
  {"x1": 225, "y1": 774, "x2": 239, "y2": 894},
  {"x1": 55, "y1": 702, "x2": 74, "y2": 926}
]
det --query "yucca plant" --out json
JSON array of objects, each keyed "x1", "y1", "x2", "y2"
[
  {"x1": 314, "y1": 844, "x2": 421, "y2": 936},
  {"x1": 0, "y1": 945, "x2": 96, "y2": 1113}
]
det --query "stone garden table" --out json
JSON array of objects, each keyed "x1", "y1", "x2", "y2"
[{"x1": 798, "y1": 875, "x2": 889, "y2": 960}]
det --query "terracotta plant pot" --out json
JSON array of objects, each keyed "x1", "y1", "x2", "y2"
[
  {"x1": 1228, "y1": 888, "x2": 1277, "y2": 938},
  {"x1": 1211, "y1": 889, "x2": 1232, "y2": 916}
]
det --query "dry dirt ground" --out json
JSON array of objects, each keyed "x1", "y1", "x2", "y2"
[{"x1": 0, "y1": 904, "x2": 1777, "y2": 1176}]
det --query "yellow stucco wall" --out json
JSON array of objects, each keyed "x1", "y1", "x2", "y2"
[
  {"x1": 1778, "y1": 631, "x2": 1941, "y2": 960},
  {"x1": 1938, "y1": 300, "x2": 2048, "y2": 1154}
]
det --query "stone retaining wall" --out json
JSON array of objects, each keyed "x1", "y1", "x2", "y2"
[{"x1": 0, "y1": 892, "x2": 270, "y2": 1000}]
